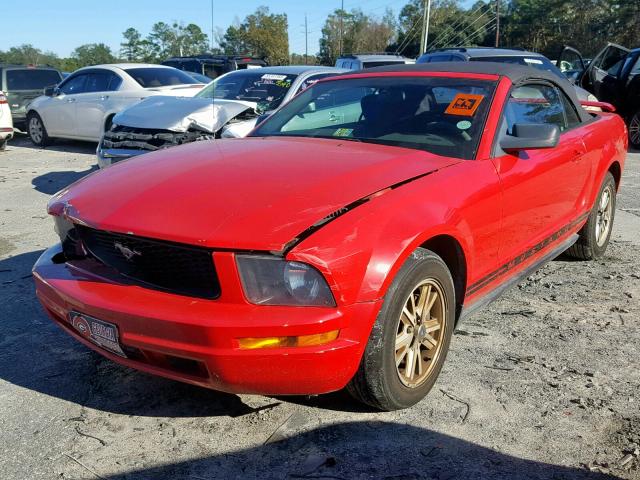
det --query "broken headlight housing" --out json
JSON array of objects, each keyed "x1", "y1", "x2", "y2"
[
  {"x1": 53, "y1": 215, "x2": 83, "y2": 259},
  {"x1": 236, "y1": 255, "x2": 335, "y2": 307}
]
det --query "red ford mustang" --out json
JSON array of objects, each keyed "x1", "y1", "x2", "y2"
[{"x1": 34, "y1": 63, "x2": 627, "y2": 410}]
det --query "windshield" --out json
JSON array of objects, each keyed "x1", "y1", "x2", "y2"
[
  {"x1": 250, "y1": 76, "x2": 496, "y2": 160},
  {"x1": 196, "y1": 71, "x2": 298, "y2": 112},
  {"x1": 6, "y1": 69, "x2": 62, "y2": 90},
  {"x1": 124, "y1": 67, "x2": 200, "y2": 88}
]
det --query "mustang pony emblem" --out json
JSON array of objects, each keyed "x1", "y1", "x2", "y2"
[{"x1": 114, "y1": 242, "x2": 141, "y2": 261}]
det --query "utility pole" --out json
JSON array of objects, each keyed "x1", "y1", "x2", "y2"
[
  {"x1": 339, "y1": 0, "x2": 344, "y2": 56},
  {"x1": 419, "y1": 0, "x2": 432, "y2": 55},
  {"x1": 210, "y1": 0, "x2": 219, "y2": 53},
  {"x1": 305, "y1": 14, "x2": 308, "y2": 64},
  {"x1": 495, "y1": 0, "x2": 500, "y2": 47}
]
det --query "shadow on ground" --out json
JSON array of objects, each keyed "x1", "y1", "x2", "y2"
[
  {"x1": 31, "y1": 164, "x2": 98, "y2": 194},
  {"x1": 9, "y1": 132, "x2": 97, "y2": 155},
  {"x1": 0, "y1": 250, "x2": 283, "y2": 419},
  {"x1": 101, "y1": 421, "x2": 621, "y2": 480}
]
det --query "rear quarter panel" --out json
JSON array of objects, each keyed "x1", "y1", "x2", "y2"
[{"x1": 581, "y1": 112, "x2": 627, "y2": 204}]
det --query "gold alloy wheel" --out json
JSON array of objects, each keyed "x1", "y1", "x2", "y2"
[
  {"x1": 596, "y1": 184, "x2": 613, "y2": 247},
  {"x1": 395, "y1": 279, "x2": 446, "y2": 388}
]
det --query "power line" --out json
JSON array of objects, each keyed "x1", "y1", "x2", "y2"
[
  {"x1": 427, "y1": 2, "x2": 487, "y2": 49},
  {"x1": 429, "y1": 9, "x2": 492, "y2": 50}
]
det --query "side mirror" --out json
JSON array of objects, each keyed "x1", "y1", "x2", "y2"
[
  {"x1": 44, "y1": 85, "x2": 59, "y2": 97},
  {"x1": 500, "y1": 123, "x2": 560, "y2": 151}
]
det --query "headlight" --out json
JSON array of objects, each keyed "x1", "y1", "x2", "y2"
[
  {"x1": 236, "y1": 255, "x2": 335, "y2": 307},
  {"x1": 587, "y1": 94, "x2": 598, "y2": 102}
]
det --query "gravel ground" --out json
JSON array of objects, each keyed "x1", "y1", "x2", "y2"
[{"x1": 0, "y1": 135, "x2": 639, "y2": 480}]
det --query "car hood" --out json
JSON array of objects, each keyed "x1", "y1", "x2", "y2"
[
  {"x1": 113, "y1": 96, "x2": 256, "y2": 133},
  {"x1": 50, "y1": 137, "x2": 459, "y2": 252}
]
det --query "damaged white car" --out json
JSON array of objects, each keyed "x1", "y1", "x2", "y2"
[{"x1": 97, "y1": 66, "x2": 346, "y2": 168}]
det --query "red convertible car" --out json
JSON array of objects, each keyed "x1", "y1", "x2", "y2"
[{"x1": 34, "y1": 63, "x2": 627, "y2": 410}]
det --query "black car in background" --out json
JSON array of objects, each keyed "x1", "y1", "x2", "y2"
[
  {"x1": 162, "y1": 55, "x2": 267, "y2": 80},
  {"x1": 556, "y1": 43, "x2": 640, "y2": 149},
  {"x1": 0, "y1": 64, "x2": 63, "y2": 127}
]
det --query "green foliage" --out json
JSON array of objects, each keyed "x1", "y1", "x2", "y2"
[
  {"x1": 290, "y1": 53, "x2": 319, "y2": 65},
  {"x1": 219, "y1": 7, "x2": 289, "y2": 65},
  {"x1": 71, "y1": 43, "x2": 117, "y2": 68},
  {"x1": 0, "y1": 44, "x2": 61, "y2": 67},
  {"x1": 319, "y1": 8, "x2": 396, "y2": 65}
]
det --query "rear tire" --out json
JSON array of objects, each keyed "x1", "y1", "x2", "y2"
[
  {"x1": 566, "y1": 172, "x2": 616, "y2": 260},
  {"x1": 347, "y1": 248, "x2": 455, "y2": 411},
  {"x1": 629, "y1": 110, "x2": 640, "y2": 150},
  {"x1": 0, "y1": 139, "x2": 6, "y2": 151},
  {"x1": 27, "y1": 112, "x2": 51, "y2": 147}
]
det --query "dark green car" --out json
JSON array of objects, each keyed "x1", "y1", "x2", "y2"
[{"x1": 0, "y1": 65, "x2": 63, "y2": 128}]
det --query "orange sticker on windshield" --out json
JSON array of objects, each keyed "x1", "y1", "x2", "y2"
[{"x1": 444, "y1": 93, "x2": 485, "y2": 116}]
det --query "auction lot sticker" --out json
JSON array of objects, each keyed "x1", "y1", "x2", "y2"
[{"x1": 445, "y1": 93, "x2": 485, "y2": 116}]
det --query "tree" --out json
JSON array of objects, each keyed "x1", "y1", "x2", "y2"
[
  {"x1": 319, "y1": 8, "x2": 396, "y2": 65},
  {"x1": 142, "y1": 22, "x2": 210, "y2": 61},
  {"x1": 0, "y1": 44, "x2": 60, "y2": 66},
  {"x1": 121, "y1": 28, "x2": 143, "y2": 61},
  {"x1": 71, "y1": 43, "x2": 118, "y2": 67},
  {"x1": 388, "y1": 0, "x2": 482, "y2": 57},
  {"x1": 220, "y1": 7, "x2": 289, "y2": 65}
]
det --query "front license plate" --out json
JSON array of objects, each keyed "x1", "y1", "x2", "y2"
[{"x1": 69, "y1": 312, "x2": 127, "y2": 358}]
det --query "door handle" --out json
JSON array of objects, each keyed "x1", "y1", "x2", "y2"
[
  {"x1": 66, "y1": 98, "x2": 76, "y2": 103},
  {"x1": 100, "y1": 95, "x2": 109, "y2": 101}
]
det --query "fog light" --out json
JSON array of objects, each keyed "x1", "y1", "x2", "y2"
[{"x1": 237, "y1": 330, "x2": 339, "y2": 350}]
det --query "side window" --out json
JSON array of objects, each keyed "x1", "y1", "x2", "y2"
[
  {"x1": 59, "y1": 74, "x2": 88, "y2": 95},
  {"x1": 505, "y1": 84, "x2": 566, "y2": 134},
  {"x1": 631, "y1": 56, "x2": 640, "y2": 75},
  {"x1": 599, "y1": 48, "x2": 628, "y2": 77},
  {"x1": 107, "y1": 73, "x2": 123, "y2": 91},
  {"x1": 559, "y1": 91, "x2": 581, "y2": 129},
  {"x1": 427, "y1": 54, "x2": 452, "y2": 62},
  {"x1": 85, "y1": 71, "x2": 112, "y2": 93}
]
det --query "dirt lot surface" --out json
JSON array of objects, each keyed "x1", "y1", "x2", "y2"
[{"x1": 1, "y1": 134, "x2": 639, "y2": 480}]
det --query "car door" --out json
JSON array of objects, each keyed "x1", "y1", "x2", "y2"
[
  {"x1": 556, "y1": 46, "x2": 586, "y2": 84},
  {"x1": 491, "y1": 82, "x2": 588, "y2": 264},
  {"x1": 74, "y1": 70, "x2": 123, "y2": 140},
  {"x1": 583, "y1": 44, "x2": 630, "y2": 106},
  {"x1": 40, "y1": 73, "x2": 88, "y2": 137}
]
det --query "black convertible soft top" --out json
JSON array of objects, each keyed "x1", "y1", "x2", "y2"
[{"x1": 358, "y1": 62, "x2": 592, "y2": 123}]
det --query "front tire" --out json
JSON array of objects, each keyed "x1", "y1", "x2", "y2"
[
  {"x1": 0, "y1": 138, "x2": 6, "y2": 151},
  {"x1": 629, "y1": 110, "x2": 640, "y2": 150},
  {"x1": 347, "y1": 248, "x2": 455, "y2": 411},
  {"x1": 566, "y1": 172, "x2": 616, "y2": 260},
  {"x1": 27, "y1": 112, "x2": 51, "y2": 147}
]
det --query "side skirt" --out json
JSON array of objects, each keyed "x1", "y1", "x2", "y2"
[{"x1": 457, "y1": 233, "x2": 578, "y2": 323}]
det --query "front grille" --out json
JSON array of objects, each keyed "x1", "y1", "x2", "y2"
[
  {"x1": 102, "y1": 125, "x2": 214, "y2": 152},
  {"x1": 76, "y1": 226, "x2": 220, "y2": 299}
]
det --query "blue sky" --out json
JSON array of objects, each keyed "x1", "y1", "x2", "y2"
[{"x1": 1, "y1": 0, "x2": 474, "y2": 57}]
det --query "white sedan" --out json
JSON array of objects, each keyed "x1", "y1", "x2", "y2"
[
  {"x1": 0, "y1": 90, "x2": 13, "y2": 150},
  {"x1": 26, "y1": 64, "x2": 205, "y2": 146}
]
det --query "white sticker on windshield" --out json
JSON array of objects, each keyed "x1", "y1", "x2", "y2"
[
  {"x1": 457, "y1": 120, "x2": 472, "y2": 130},
  {"x1": 261, "y1": 74, "x2": 287, "y2": 80},
  {"x1": 524, "y1": 58, "x2": 544, "y2": 65}
]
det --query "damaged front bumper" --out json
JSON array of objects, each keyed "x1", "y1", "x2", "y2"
[{"x1": 97, "y1": 126, "x2": 216, "y2": 168}]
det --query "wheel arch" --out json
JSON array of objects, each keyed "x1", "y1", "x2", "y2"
[
  {"x1": 418, "y1": 234, "x2": 468, "y2": 319},
  {"x1": 608, "y1": 160, "x2": 622, "y2": 191},
  {"x1": 103, "y1": 113, "x2": 116, "y2": 133}
]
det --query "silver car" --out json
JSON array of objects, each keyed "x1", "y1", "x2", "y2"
[{"x1": 97, "y1": 66, "x2": 347, "y2": 168}]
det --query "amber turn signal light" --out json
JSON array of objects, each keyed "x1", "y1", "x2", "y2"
[{"x1": 237, "y1": 330, "x2": 339, "y2": 350}]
